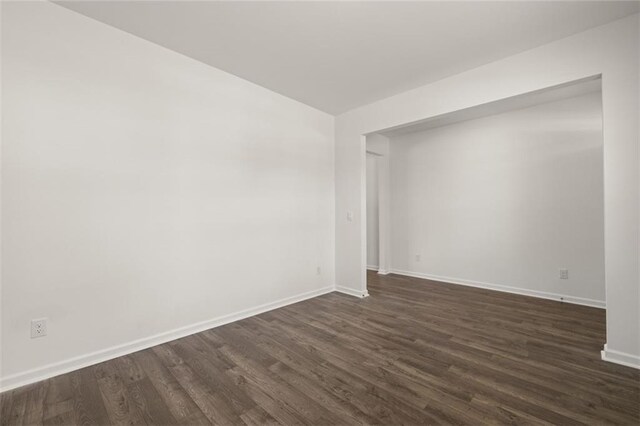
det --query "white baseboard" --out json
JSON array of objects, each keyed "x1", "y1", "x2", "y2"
[
  {"x1": 366, "y1": 265, "x2": 390, "y2": 275},
  {"x1": 601, "y1": 344, "x2": 640, "y2": 369},
  {"x1": 389, "y1": 269, "x2": 605, "y2": 309},
  {"x1": 335, "y1": 285, "x2": 369, "y2": 298},
  {"x1": 0, "y1": 285, "x2": 335, "y2": 393}
]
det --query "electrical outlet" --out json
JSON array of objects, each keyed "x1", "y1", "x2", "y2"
[
  {"x1": 415, "y1": 254, "x2": 421, "y2": 262},
  {"x1": 559, "y1": 269, "x2": 569, "y2": 280},
  {"x1": 31, "y1": 318, "x2": 47, "y2": 338},
  {"x1": 346, "y1": 211, "x2": 354, "y2": 222},
  {"x1": 316, "y1": 266, "x2": 321, "y2": 275}
]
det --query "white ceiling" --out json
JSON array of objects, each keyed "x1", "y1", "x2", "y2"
[{"x1": 56, "y1": 1, "x2": 639, "y2": 115}]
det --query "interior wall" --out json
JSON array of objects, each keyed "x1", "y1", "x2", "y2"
[
  {"x1": 389, "y1": 91, "x2": 605, "y2": 305},
  {"x1": 366, "y1": 154, "x2": 379, "y2": 269},
  {"x1": 1, "y1": 1, "x2": 335, "y2": 388},
  {"x1": 365, "y1": 134, "x2": 391, "y2": 276},
  {"x1": 335, "y1": 14, "x2": 639, "y2": 366}
]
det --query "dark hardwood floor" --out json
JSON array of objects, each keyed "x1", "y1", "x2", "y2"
[{"x1": 2, "y1": 271, "x2": 639, "y2": 425}]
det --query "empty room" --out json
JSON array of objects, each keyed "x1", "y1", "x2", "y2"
[{"x1": 1, "y1": 1, "x2": 638, "y2": 425}]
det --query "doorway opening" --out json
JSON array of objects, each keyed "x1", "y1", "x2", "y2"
[
  {"x1": 364, "y1": 76, "x2": 605, "y2": 315},
  {"x1": 366, "y1": 151, "x2": 380, "y2": 271}
]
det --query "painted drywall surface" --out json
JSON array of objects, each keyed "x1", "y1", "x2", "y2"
[
  {"x1": 0, "y1": 0, "x2": 4, "y2": 378},
  {"x1": 389, "y1": 92, "x2": 604, "y2": 303},
  {"x1": 366, "y1": 155, "x2": 379, "y2": 269},
  {"x1": 1, "y1": 1, "x2": 334, "y2": 381},
  {"x1": 365, "y1": 134, "x2": 391, "y2": 275},
  {"x1": 335, "y1": 14, "x2": 639, "y2": 359}
]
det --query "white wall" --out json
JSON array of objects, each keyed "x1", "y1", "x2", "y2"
[
  {"x1": 1, "y1": 1, "x2": 334, "y2": 389},
  {"x1": 389, "y1": 92, "x2": 605, "y2": 305},
  {"x1": 365, "y1": 134, "x2": 391, "y2": 277},
  {"x1": 366, "y1": 154, "x2": 379, "y2": 269},
  {"x1": 335, "y1": 14, "x2": 639, "y2": 367}
]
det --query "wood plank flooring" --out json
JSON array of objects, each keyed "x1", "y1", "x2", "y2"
[{"x1": 2, "y1": 271, "x2": 639, "y2": 425}]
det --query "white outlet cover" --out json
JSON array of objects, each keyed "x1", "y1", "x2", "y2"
[{"x1": 31, "y1": 318, "x2": 47, "y2": 338}]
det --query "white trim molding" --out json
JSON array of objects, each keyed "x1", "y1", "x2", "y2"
[
  {"x1": 0, "y1": 286, "x2": 335, "y2": 393},
  {"x1": 601, "y1": 344, "x2": 640, "y2": 369},
  {"x1": 377, "y1": 269, "x2": 390, "y2": 275},
  {"x1": 390, "y1": 269, "x2": 605, "y2": 309},
  {"x1": 366, "y1": 265, "x2": 379, "y2": 271},
  {"x1": 335, "y1": 285, "x2": 369, "y2": 298}
]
